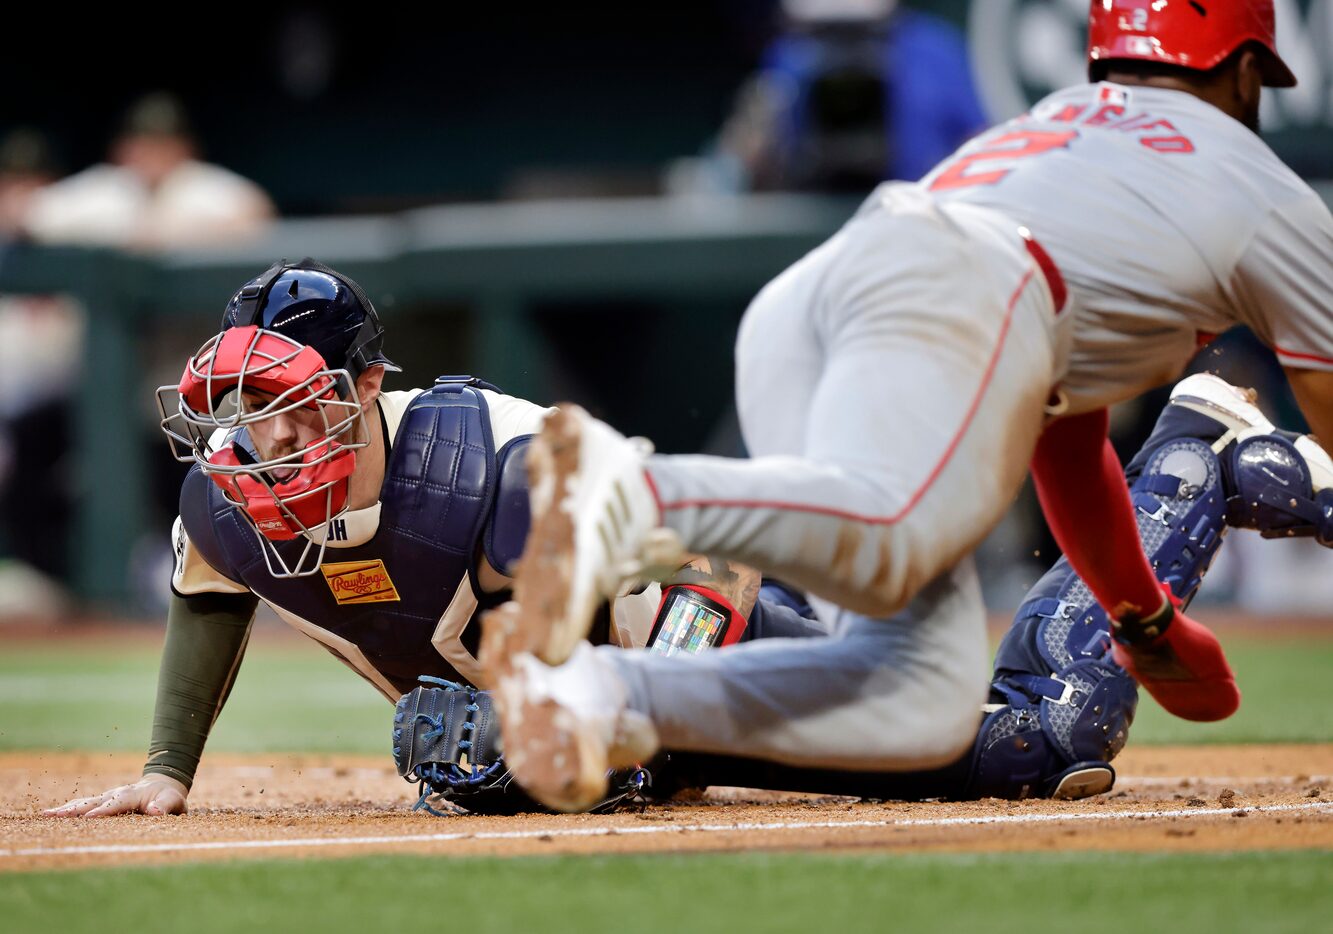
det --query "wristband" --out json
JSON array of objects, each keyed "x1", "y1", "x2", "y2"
[{"x1": 646, "y1": 584, "x2": 748, "y2": 656}]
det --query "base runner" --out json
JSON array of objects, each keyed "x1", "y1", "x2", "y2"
[{"x1": 484, "y1": 0, "x2": 1333, "y2": 812}]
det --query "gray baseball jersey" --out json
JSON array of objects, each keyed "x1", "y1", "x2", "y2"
[{"x1": 921, "y1": 82, "x2": 1333, "y2": 413}]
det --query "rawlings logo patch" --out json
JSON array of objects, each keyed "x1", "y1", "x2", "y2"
[{"x1": 320, "y1": 559, "x2": 401, "y2": 605}]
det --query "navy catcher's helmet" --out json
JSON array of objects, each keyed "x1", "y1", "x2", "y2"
[
  {"x1": 157, "y1": 258, "x2": 401, "y2": 577},
  {"x1": 221, "y1": 258, "x2": 400, "y2": 381}
]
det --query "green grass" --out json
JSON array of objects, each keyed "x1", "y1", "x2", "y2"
[
  {"x1": 1124, "y1": 637, "x2": 1333, "y2": 744},
  {"x1": 0, "y1": 633, "x2": 1329, "y2": 757},
  {"x1": 1, "y1": 851, "x2": 1330, "y2": 933},
  {"x1": 2, "y1": 640, "x2": 1329, "y2": 928},
  {"x1": 0, "y1": 636, "x2": 389, "y2": 755}
]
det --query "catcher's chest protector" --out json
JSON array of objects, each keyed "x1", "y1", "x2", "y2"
[{"x1": 180, "y1": 380, "x2": 503, "y2": 694}]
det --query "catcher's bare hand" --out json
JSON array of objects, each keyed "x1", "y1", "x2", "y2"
[{"x1": 43, "y1": 774, "x2": 188, "y2": 818}]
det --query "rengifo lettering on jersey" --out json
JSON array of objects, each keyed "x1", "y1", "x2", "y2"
[
  {"x1": 1035, "y1": 93, "x2": 1196, "y2": 153},
  {"x1": 929, "y1": 84, "x2": 1205, "y2": 193},
  {"x1": 320, "y1": 560, "x2": 401, "y2": 605}
]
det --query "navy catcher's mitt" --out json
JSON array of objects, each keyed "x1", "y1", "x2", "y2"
[{"x1": 394, "y1": 678, "x2": 651, "y2": 816}]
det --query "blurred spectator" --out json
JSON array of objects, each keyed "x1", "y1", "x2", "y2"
[
  {"x1": 0, "y1": 295, "x2": 80, "y2": 586},
  {"x1": 2, "y1": 95, "x2": 274, "y2": 617},
  {"x1": 23, "y1": 92, "x2": 274, "y2": 249},
  {"x1": 0, "y1": 128, "x2": 59, "y2": 241},
  {"x1": 670, "y1": 0, "x2": 988, "y2": 194},
  {"x1": 0, "y1": 129, "x2": 78, "y2": 608}
]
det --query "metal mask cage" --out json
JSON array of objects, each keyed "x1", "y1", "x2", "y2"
[
  {"x1": 159, "y1": 330, "x2": 360, "y2": 456},
  {"x1": 156, "y1": 327, "x2": 374, "y2": 578}
]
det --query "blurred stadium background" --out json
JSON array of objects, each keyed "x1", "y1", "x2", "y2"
[{"x1": 0, "y1": 0, "x2": 1330, "y2": 620}]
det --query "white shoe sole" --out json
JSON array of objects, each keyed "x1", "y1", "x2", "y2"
[
  {"x1": 493, "y1": 654, "x2": 614, "y2": 813},
  {"x1": 1169, "y1": 373, "x2": 1274, "y2": 441},
  {"x1": 1170, "y1": 373, "x2": 1333, "y2": 491},
  {"x1": 1050, "y1": 766, "x2": 1115, "y2": 800}
]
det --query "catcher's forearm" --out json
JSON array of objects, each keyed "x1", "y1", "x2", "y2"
[
  {"x1": 666, "y1": 555, "x2": 761, "y2": 617},
  {"x1": 141, "y1": 591, "x2": 258, "y2": 789}
]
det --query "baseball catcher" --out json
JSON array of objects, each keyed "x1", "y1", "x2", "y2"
[{"x1": 40, "y1": 259, "x2": 822, "y2": 818}]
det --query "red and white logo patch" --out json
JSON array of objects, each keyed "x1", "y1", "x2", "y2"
[{"x1": 1097, "y1": 84, "x2": 1130, "y2": 107}]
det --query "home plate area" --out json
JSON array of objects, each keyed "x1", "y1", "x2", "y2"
[{"x1": 2, "y1": 744, "x2": 1330, "y2": 870}]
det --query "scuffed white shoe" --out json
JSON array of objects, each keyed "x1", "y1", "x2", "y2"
[
  {"x1": 492, "y1": 640, "x2": 659, "y2": 813},
  {"x1": 484, "y1": 403, "x2": 683, "y2": 672},
  {"x1": 1169, "y1": 373, "x2": 1333, "y2": 490},
  {"x1": 1168, "y1": 373, "x2": 1275, "y2": 443}
]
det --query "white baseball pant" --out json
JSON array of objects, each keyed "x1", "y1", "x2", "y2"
[{"x1": 603, "y1": 185, "x2": 1070, "y2": 768}]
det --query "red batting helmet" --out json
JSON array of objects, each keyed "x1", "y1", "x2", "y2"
[{"x1": 1087, "y1": 0, "x2": 1297, "y2": 88}]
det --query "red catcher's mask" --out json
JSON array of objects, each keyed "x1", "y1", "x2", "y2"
[{"x1": 158, "y1": 326, "x2": 371, "y2": 575}]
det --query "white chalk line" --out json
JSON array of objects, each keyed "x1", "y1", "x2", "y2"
[
  {"x1": 4, "y1": 801, "x2": 1330, "y2": 860},
  {"x1": 1118, "y1": 774, "x2": 1331, "y2": 788},
  {"x1": 219, "y1": 771, "x2": 1333, "y2": 787}
]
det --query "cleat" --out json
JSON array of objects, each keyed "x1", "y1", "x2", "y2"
[
  {"x1": 490, "y1": 643, "x2": 659, "y2": 813},
  {"x1": 478, "y1": 599, "x2": 528, "y2": 682},
  {"x1": 1168, "y1": 372, "x2": 1275, "y2": 441},
  {"x1": 1167, "y1": 373, "x2": 1333, "y2": 489},
  {"x1": 643, "y1": 527, "x2": 691, "y2": 567},
  {"x1": 484, "y1": 403, "x2": 682, "y2": 673}
]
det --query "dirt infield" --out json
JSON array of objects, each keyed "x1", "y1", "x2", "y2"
[{"x1": 2, "y1": 744, "x2": 1329, "y2": 871}]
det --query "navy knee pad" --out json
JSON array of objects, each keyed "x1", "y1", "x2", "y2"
[{"x1": 1226, "y1": 433, "x2": 1333, "y2": 545}]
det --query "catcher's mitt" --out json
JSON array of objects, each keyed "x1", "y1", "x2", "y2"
[{"x1": 393, "y1": 677, "x2": 651, "y2": 816}]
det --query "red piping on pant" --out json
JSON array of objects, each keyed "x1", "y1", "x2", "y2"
[{"x1": 653, "y1": 267, "x2": 1038, "y2": 525}]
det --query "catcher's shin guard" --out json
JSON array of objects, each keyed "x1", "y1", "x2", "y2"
[{"x1": 965, "y1": 392, "x2": 1232, "y2": 800}]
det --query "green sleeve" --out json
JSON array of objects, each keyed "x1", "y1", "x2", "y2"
[{"x1": 141, "y1": 590, "x2": 259, "y2": 789}]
